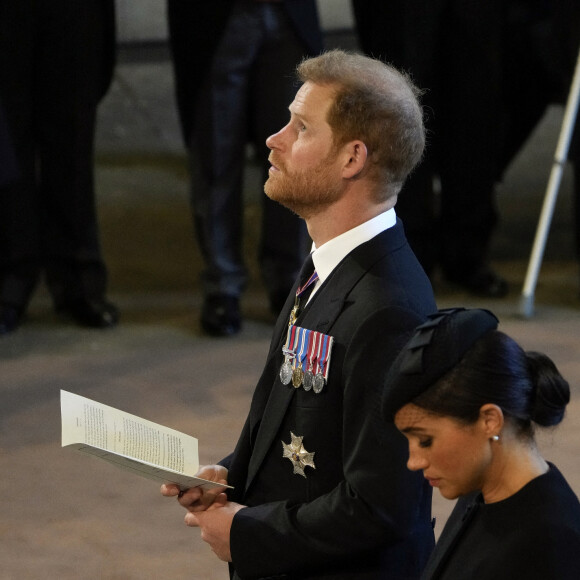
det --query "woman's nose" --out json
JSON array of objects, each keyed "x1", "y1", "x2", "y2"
[{"x1": 406, "y1": 448, "x2": 428, "y2": 472}]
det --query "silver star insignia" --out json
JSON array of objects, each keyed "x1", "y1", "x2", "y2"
[{"x1": 282, "y1": 432, "x2": 316, "y2": 478}]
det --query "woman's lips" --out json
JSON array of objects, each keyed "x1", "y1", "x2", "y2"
[{"x1": 425, "y1": 476, "x2": 440, "y2": 487}]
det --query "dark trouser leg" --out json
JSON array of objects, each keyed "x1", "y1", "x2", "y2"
[
  {"x1": 0, "y1": 0, "x2": 111, "y2": 310},
  {"x1": 189, "y1": 2, "x2": 261, "y2": 298},
  {"x1": 437, "y1": 0, "x2": 502, "y2": 280},
  {"x1": 352, "y1": 0, "x2": 445, "y2": 277},
  {"x1": 394, "y1": 163, "x2": 438, "y2": 276},
  {"x1": 190, "y1": 2, "x2": 311, "y2": 301},
  {"x1": 36, "y1": 0, "x2": 110, "y2": 306},
  {"x1": 0, "y1": 0, "x2": 42, "y2": 308},
  {"x1": 251, "y1": 4, "x2": 310, "y2": 301}
]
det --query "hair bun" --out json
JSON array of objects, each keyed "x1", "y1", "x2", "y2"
[{"x1": 527, "y1": 351, "x2": 570, "y2": 426}]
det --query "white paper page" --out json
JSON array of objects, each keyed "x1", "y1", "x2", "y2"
[{"x1": 61, "y1": 390, "x2": 228, "y2": 490}]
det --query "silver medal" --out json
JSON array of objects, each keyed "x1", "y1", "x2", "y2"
[
  {"x1": 280, "y1": 359, "x2": 293, "y2": 385},
  {"x1": 313, "y1": 373, "x2": 326, "y2": 394},
  {"x1": 303, "y1": 369, "x2": 314, "y2": 391}
]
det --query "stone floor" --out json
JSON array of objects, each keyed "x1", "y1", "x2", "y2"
[{"x1": 1, "y1": 45, "x2": 580, "y2": 579}]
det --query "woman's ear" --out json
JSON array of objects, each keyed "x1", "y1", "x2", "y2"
[
  {"x1": 341, "y1": 140, "x2": 368, "y2": 179},
  {"x1": 479, "y1": 403, "x2": 504, "y2": 440}
]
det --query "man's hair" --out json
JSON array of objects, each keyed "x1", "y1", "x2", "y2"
[{"x1": 297, "y1": 49, "x2": 425, "y2": 200}]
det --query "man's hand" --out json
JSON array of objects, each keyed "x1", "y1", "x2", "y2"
[
  {"x1": 160, "y1": 464, "x2": 228, "y2": 512},
  {"x1": 186, "y1": 496, "x2": 246, "y2": 562}
]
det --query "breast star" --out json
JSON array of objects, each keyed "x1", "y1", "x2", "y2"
[{"x1": 282, "y1": 432, "x2": 316, "y2": 478}]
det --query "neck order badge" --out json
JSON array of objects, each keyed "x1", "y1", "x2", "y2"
[{"x1": 288, "y1": 268, "x2": 318, "y2": 327}]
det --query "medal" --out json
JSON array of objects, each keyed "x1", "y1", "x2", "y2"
[
  {"x1": 292, "y1": 367, "x2": 304, "y2": 388},
  {"x1": 302, "y1": 329, "x2": 318, "y2": 391},
  {"x1": 280, "y1": 355, "x2": 293, "y2": 385},
  {"x1": 313, "y1": 372, "x2": 326, "y2": 394},
  {"x1": 312, "y1": 333, "x2": 332, "y2": 394},
  {"x1": 282, "y1": 432, "x2": 316, "y2": 478},
  {"x1": 303, "y1": 368, "x2": 314, "y2": 391},
  {"x1": 292, "y1": 327, "x2": 308, "y2": 388},
  {"x1": 279, "y1": 324, "x2": 334, "y2": 393},
  {"x1": 279, "y1": 326, "x2": 298, "y2": 385}
]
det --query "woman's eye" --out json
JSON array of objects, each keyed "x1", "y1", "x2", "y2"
[{"x1": 419, "y1": 438, "x2": 432, "y2": 448}]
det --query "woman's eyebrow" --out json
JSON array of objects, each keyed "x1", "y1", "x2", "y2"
[{"x1": 399, "y1": 426, "x2": 428, "y2": 435}]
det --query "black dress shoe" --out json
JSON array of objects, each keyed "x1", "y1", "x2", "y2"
[
  {"x1": 201, "y1": 294, "x2": 241, "y2": 337},
  {"x1": 446, "y1": 268, "x2": 508, "y2": 298},
  {"x1": 0, "y1": 304, "x2": 23, "y2": 335},
  {"x1": 56, "y1": 298, "x2": 119, "y2": 328}
]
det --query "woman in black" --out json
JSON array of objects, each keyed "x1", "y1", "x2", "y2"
[{"x1": 382, "y1": 307, "x2": 580, "y2": 579}]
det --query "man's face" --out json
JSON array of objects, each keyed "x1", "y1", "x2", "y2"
[{"x1": 264, "y1": 82, "x2": 345, "y2": 219}]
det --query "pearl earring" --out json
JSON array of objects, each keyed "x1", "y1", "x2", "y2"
[{"x1": 492, "y1": 435, "x2": 500, "y2": 442}]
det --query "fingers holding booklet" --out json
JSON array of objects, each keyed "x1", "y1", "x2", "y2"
[
  {"x1": 161, "y1": 464, "x2": 229, "y2": 511},
  {"x1": 60, "y1": 390, "x2": 232, "y2": 492},
  {"x1": 162, "y1": 462, "x2": 244, "y2": 563}
]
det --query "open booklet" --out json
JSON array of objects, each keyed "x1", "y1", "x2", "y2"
[{"x1": 60, "y1": 390, "x2": 230, "y2": 491}]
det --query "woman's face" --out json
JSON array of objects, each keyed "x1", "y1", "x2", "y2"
[{"x1": 395, "y1": 403, "x2": 493, "y2": 499}]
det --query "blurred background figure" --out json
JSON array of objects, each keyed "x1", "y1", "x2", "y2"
[
  {"x1": 0, "y1": 0, "x2": 118, "y2": 335},
  {"x1": 353, "y1": 0, "x2": 578, "y2": 298},
  {"x1": 496, "y1": 0, "x2": 580, "y2": 269},
  {"x1": 166, "y1": 0, "x2": 323, "y2": 337},
  {"x1": 353, "y1": 0, "x2": 508, "y2": 298},
  {"x1": 0, "y1": 99, "x2": 19, "y2": 188}
]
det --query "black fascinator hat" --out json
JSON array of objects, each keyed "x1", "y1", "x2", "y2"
[{"x1": 382, "y1": 308, "x2": 499, "y2": 420}]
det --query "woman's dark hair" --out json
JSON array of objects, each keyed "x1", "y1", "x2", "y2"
[{"x1": 412, "y1": 330, "x2": 570, "y2": 439}]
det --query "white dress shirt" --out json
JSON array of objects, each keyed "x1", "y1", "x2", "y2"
[{"x1": 307, "y1": 208, "x2": 397, "y2": 302}]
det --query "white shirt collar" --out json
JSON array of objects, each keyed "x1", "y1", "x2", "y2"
[{"x1": 310, "y1": 208, "x2": 396, "y2": 290}]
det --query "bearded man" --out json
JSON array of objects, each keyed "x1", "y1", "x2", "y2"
[{"x1": 163, "y1": 49, "x2": 438, "y2": 580}]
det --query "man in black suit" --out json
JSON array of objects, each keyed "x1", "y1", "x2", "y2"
[
  {"x1": 0, "y1": 0, "x2": 118, "y2": 334},
  {"x1": 166, "y1": 0, "x2": 324, "y2": 336},
  {"x1": 163, "y1": 50, "x2": 437, "y2": 579}
]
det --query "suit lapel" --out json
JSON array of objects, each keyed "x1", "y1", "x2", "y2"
[
  {"x1": 246, "y1": 283, "x2": 299, "y2": 439},
  {"x1": 422, "y1": 494, "x2": 480, "y2": 578},
  {"x1": 244, "y1": 287, "x2": 347, "y2": 494}
]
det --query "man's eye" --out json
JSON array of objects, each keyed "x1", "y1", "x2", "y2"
[
  {"x1": 419, "y1": 438, "x2": 432, "y2": 448},
  {"x1": 299, "y1": 125, "x2": 307, "y2": 132}
]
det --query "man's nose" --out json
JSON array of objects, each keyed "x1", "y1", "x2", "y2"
[{"x1": 266, "y1": 123, "x2": 288, "y2": 150}]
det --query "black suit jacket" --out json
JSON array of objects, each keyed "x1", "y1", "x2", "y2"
[
  {"x1": 166, "y1": 0, "x2": 323, "y2": 146},
  {"x1": 421, "y1": 464, "x2": 580, "y2": 579},
  {"x1": 223, "y1": 221, "x2": 437, "y2": 579}
]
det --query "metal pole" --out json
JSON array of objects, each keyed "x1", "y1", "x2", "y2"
[{"x1": 519, "y1": 48, "x2": 580, "y2": 318}]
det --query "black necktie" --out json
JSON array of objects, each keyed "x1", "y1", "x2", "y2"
[
  {"x1": 289, "y1": 254, "x2": 318, "y2": 325},
  {"x1": 298, "y1": 253, "x2": 315, "y2": 287}
]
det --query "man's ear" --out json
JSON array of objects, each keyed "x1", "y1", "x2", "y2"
[
  {"x1": 479, "y1": 404, "x2": 504, "y2": 439},
  {"x1": 341, "y1": 140, "x2": 368, "y2": 179}
]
